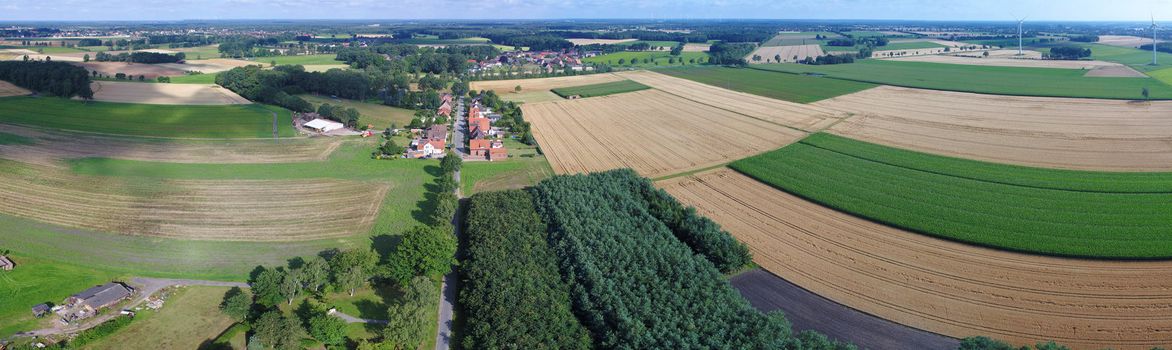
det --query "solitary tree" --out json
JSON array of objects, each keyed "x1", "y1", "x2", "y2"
[
  {"x1": 83, "y1": 54, "x2": 90, "y2": 62},
  {"x1": 218, "y1": 287, "x2": 251, "y2": 322},
  {"x1": 1143, "y1": 87, "x2": 1151, "y2": 101},
  {"x1": 514, "y1": 85, "x2": 522, "y2": 93}
]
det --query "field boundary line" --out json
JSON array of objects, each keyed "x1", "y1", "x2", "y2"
[{"x1": 635, "y1": 76, "x2": 819, "y2": 134}]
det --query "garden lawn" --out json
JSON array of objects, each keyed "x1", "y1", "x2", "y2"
[
  {"x1": 551, "y1": 80, "x2": 649, "y2": 98},
  {"x1": 84, "y1": 286, "x2": 237, "y2": 350},
  {"x1": 657, "y1": 65, "x2": 876, "y2": 103},
  {"x1": 0, "y1": 97, "x2": 294, "y2": 138},
  {"x1": 755, "y1": 60, "x2": 1172, "y2": 100},
  {"x1": 460, "y1": 138, "x2": 553, "y2": 195},
  {"x1": 583, "y1": 51, "x2": 708, "y2": 68},
  {"x1": 730, "y1": 133, "x2": 1172, "y2": 259},
  {"x1": 300, "y1": 94, "x2": 414, "y2": 129},
  {"x1": 0, "y1": 254, "x2": 125, "y2": 337}
]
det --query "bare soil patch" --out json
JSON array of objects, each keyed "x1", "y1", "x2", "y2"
[
  {"x1": 0, "y1": 124, "x2": 339, "y2": 167},
  {"x1": 0, "y1": 160, "x2": 389, "y2": 241},
  {"x1": 90, "y1": 81, "x2": 250, "y2": 105},
  {"x1": 523, "y1": 89, "x2": 808, "y2": 178},
  {"x1": 1099, "y1": 35, "x2": 1163, "y2": 48},
  {"x1": 660, "y1": 168, "x2": 1172, "y2": 350},
  {"x1": 885, "y1": 54, "x2": 1124, "y2": 69},
  {"x1": 76, "y1": 61, "x2": 187, "y2": 78},
  {"x1": 566, "y1": 38, "x2": 637, "y2": 45},
  {"x1": 470, "y1": 74, "x2": 625, "y2": 95},
  {"x1": 0, "y1": 81, "x2": 31, "y2": 97},
  {"x1": 815, "y1": 86, "x2": 1172, "y2": 171},
  {"x1": 616, "y1": 70, "x2": 845, "y2": 131},
  {"x1": 747, "y1": 44, "x2": 825, "y2": 63}
]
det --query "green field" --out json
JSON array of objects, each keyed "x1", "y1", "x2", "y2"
[
  {"x1": 0, "y1": 45, "x2": 85, "y2": 54},
  {"x1": 84, "y1": 286, "x2": 236, "y2": 350},
  {"x1": 0, "y1": 254, "x2": 124, "y2": 336},
  {"x1": 583, "y1": 51, "x2": 708, "y2": 67},
  {"x1": 1151, "y1": 67, "x2": 1172, "y2": 86},
  {"x1": 300, "y1": 94, "x2": 414, "y2": 129},
  {"x1": 756, "y1": 60, "x2": 1172, "y2": 100},
  {"x1": 0, "y1": 97, "x2": 293, "y2": 138},
  {"x1": 460, "y1": 138, "x2": 553, "y2": 195},
  {"x1": 550, "y1": 79, "x2": 649, "y2": 98},
  {"x1": 1077, "y1": 43, "x2": 1172, "y2": 72},
  {"x1": 730, "y1": 133, "x2": 1172, "y2": 259},
  {"x1": 657, "y1": 66, "x2": 876, "y2": 103},
  {"x1": 262, "y1": 54, "x2": 342, "y2": 66},
  {"x1": 167, "y1": 73, "x2": 218, "y2": 84},
  {"x1": 842, "y1": 31, "x2": 907, "y2": 37},
  {"x1": 176, "y1": 45, "x2": 223, "y2": 60}
]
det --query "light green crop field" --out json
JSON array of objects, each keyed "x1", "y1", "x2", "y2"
[
  {"x1": 1151, "y1": 67, "x2": 1172, "y2": 86},
  {"x1": 0, "y1": 97, "x2": 293, "y2": 138},
  {"x1": 167, "y1": 72, "x2": 218, "y2": 84},
  {"x1": 460, "y1": 138, "x2": 553, "y2": 195},
  {"x1": 263, "y1": 54, "x2": 341, "y2": 66},
  {"x1": 755, "y1": 60, "x2": 1172, "y2": 100},
  {"x1": 583, "y1": 51, "x2": 708, "y2": 67},
  {"x1": 0, "y1": 45, "x2": 85, "y2": 54},
  {"x1": 300, "y1": 94, "x2": 414, "y2": 129},
  {"x1": 1076, "y1": 43, "x2": 1172, "y2": 72},
  {"x1": 657, "y1": 65, "x2": 876, "y2": 103},
  {"x1": 731, "y1": 133, "x2": 1172, "y2": 259},
  {"x1": 626, "y1": 40, "x2": 682, "y2": 48},
  {"x1": 176, "y1": 45, "x2": 223, "y2": 60},
  {"x1": 551, "y1": 79, "x2": 650, "y2": 98}
]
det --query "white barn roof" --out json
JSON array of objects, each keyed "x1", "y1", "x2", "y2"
[{"x1": 304, "y1": 118, "x2": 345, "y2": 132}]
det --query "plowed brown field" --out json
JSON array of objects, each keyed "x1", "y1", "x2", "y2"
[
  {"x1": 0, "y1": 124, "x2": 340, "y2": 167},
  {"x1": 616, "y1": 70, "x2": 845, "y2": 131},
  {"x1": 0, "y1": 160, "x2": 388, "y2": 241},
  {"x1": 523, "y1": 89, "x2": 808, "y2": 178},
  {"x1": 815, "y1": 86, "x2": 1172, "y2": 171},
  {"x1": 659, "y1": 169, "x2": 1172, "y2": 350}
]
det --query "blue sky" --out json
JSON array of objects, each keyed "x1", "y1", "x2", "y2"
[{"x1": 3, "y1": 0, "x2": 1170, "y2": 21}]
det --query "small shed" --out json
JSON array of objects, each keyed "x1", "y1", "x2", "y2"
[
  {"x1": 32, "y1": 304, "x2": 50, "y2": 318},
  {"x1": 0, "y1": 255, "x2": 13, "y2": 271},
  {"x1": 304, "y1": 118, "x2": 345, "y2": 133}
]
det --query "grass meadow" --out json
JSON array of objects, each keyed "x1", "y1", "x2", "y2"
[
  {"x1": 83, "y1": 286, "x2": 236, "y2": 350},
  {"x1": 300, "y1": 94, "x2": 415, "y2": 129},
  {"x1": 756, "y1": 60, "x2": 1172, "y2": 100},
  {"x1": 583, "y1": 51, "x2": 708, "y2": 68},
  {"x1": 731, "y1": 133, "x2": 1172, "y2": 259},
  {"x1": 460, "y1": 138, "x2": 554, "y2": 195},
  {"x1": 550, "y1": 79, "x2": 650, "y2": 98},
  {"x1": 167, "y1": 73, "x2": 218, "y2": 84},
  {"x1": 0, "y1": 97, "x2": 294, "y2": 138},
  {"x1": 262, "y1": 54, "x2": 342, "y2": 66},
  {"x1": 657, "y1": 65, "x2": 877, "y2": 103}
]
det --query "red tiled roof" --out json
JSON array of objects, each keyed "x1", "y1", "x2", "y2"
[{"x1": 469, "y1": 139, "x2": 491, "y2": 150}]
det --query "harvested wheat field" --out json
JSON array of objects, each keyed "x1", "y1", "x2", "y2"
[
  {"x1": 682, "y1": 43, "x2": 710, "y2": 52},
  {"x1": 0, "y1": 81, "x2": 30, "y2": 97},
  {"x1": 566, "y1": 38, "x2": 637, "y2": 45},
  {"x1": 0, "y1": 160, "x2": 389, "y2": 241},
  {"x1": 816, "y1": 86, "x2": 1172, "y2": 171},
  {"x1": 747, "y1": 44, "x2": 825, "y2": 63},
  {"x1": 885, "y1": 54, "x2": 1124, "y2": 69},
  {"x1": 617, "y1": 70, "x2": 845, "y2": 131},
  {"x1": 0, "y1": 124, "x2": 338, "y2": 167},
  {"x1": 76, "y1": 61, "x2": 188, "y2": 78},
  {"x1": 470, "y1": 74, "x2": 624, "y2": 95},
  {"x1": 158, "y1": 58, "x2": 256, "y2": 74},
  {"x1": 90, "y1": 81, "x2": 250, "y2": 105},
  {"x1": 659, "y1": 168, "x2": 1172, "y2": 350},
  {"x1": 524, "y1": 89, "x2": 807, "y2": 178},
  {"x1": 1099, "y1": 35, "x2": 1163, "y2": 48}
]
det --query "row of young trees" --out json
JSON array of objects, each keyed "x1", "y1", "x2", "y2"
[
  {"x1": 636, "y1": 178, "x2": 752, "y2": 273},
  {"x1": 459, "y1": 190, "x2": 592, "y2": 349},
  {"x1": 529, "y1": 169, "x2": 798, "y2": 348},
  {"x1": 0, "y1": 61, "x2": 93, "y2": 98}
]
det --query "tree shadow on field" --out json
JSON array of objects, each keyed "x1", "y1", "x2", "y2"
[
  {"x1": 286, "y1": 256, "x2": 306, "y2": 270},
  {"x1": 423, "y1": 164, "x2": 443, "y2": 178},
  {"x1": 370, "y1": 234, "x2": 402, "y2": 264}
]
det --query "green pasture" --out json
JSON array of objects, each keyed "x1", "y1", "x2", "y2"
[
  {"x1": 460, "y1": 138, "x2": 553, "y2": 195},
  {"x1": 657, "y1": 66, "x2": 876, "y2": 103},
  {"x1": 0, "y1": 97, "x2": 293, "y2": 138},
  {"x1": 731, "y1": 133, "x2": 1172, "y2": 259},
  {"x1": 177, "y1": 45, "x2": 223, "y2": 60},
  {"x1": 261, "y1": 54, "x2": 341, "y2": 66},
  {"x1": 167, "y1": 72, "x2": 218, "y2": 84},
  {"x1": 755, "y1": 60, "x2": 1172, "y2": 100},
  {"x1": 551, "y1": 79, "x2": 649, "y2": 98},
  {"x1": 300, "y1": 94, "x2": 414, "y2": 129},
  {"x1": 0, "y1": 253, "x2": 125, "y2": 337},
  {"x1": 583, "y1": 51, "x2": 708, "y2": 67}
]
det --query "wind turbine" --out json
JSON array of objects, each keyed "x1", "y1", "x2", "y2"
[
  {"x1": 1017, "y1": 17, "x2": 1028, "y2": 56},
  {"x1": 1152, "y1": 14, "x2": 1160, "y2": 65}
]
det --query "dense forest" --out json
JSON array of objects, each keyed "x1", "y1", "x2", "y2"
[
  {"x1": 708, "y1": 42, "x2": 756, "y2": 65},
  {"x1": 1139, "y1": 43, "x2": 1172, "y2": 54},
  {"x1": 637, "y1": 179, "x2": 752, "y2": 273},
  {"x1": 1047, "y1": 46, "x2": 1092, "y2": 60},
  {"x1": 0, "y1": 61, "x2": 93, "y2": 98},
  {"x1": 459, "y1": 190, "x2": 591, "y2": 349},
  {"x1": 94, "y1": 51, "x2": 185, "y2": 63}
]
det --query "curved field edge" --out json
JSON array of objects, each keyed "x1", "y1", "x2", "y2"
[
  {"x1": 754, "y1": 60, "x2": 1172, "y2": 100},
  {"x1": 654, "y1": 65, "x2": 876, "y2": 103},
  {"x1": 729, "y1": 133, "x2": 1172, "y2": 259}
]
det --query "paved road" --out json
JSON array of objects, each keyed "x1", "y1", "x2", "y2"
[
  {"x1": 730, "y1": 269, "x2": 960, "y2": 350},
  {"x1": 19, "y1": 278, "x2": 248, "y2": 337},
  {"x1": 451, "y1": 97, "x2": 467, "y2": 157},
  {"x1": 434, "y1": 169, "x2": 462, "y2": 350}
]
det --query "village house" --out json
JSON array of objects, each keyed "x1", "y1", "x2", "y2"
[
  {"x1": 59, "y1": 282, "x2": 134, "y2": 322},
  {"x1": 426, "y1": 124, "x2": 447, "y2": 141},
  {"x1": 408, "y1": 124, "x2": 448, "y2": 159},
  {"x1": 0, "y1": 255, "x2": 13, "y2": 271},
  {"x1": 469, "y1": 139, "x2": 508, "y2": 161}
]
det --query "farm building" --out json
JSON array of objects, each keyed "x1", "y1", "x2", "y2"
[
  {"x1": 60, "y1": 282, "x2": 134, "y2": 322},
  {"x1": 0, "y1": 255, "x2": 12, "y2": 271},
  {"x1": 408, "y1": 139, "x2": 446, "y2": 159},
  {"x1": 469, "y1": 139, "x2": 508, "y2": 161},
  {"x1": 32, "y1": 304, "x2": 50, "y2": 318},
  {"x1": 304, "y1": 118, "x2": 345, "y2": 133}
]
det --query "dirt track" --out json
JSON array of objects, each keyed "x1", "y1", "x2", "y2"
[
  {"x1": 0, "y1": 124, "x2": 340, "y2": 167},
  {"x1": 660, "y1": 169, "x2": 1172, "y2": 350},
  {"x1": 523, "y1": 89, "x2": 807, "y2": 178},
  {"x1": 90, "y1": 81, "x2": 251, "y2": 105},
  {"x1": 815, "y1": 86, "x2": 1172, "y2": 171},
  {"x1": 0, "y1": 161, "x2": 388, "y2": 241}
]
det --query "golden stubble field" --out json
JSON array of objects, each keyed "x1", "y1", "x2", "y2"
[
  {"x1": 659, "y1": 169, "x2": 1172, "y2": 350},
  {"x1": 0, "y1": 80, "x2": 31, "y2": 97},
  {"x1": 523, "y1": 89, "x2": 810, "y2": 178},
  {"x1": 89, "y1": 81, "x2": 251, "y2": 105},
  {"x1": 815, "y1": 86, "x2": 1172, "y2": 171},
  {"x1": 746, "y1": 44, "x2": 826, "y2": 63}
]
